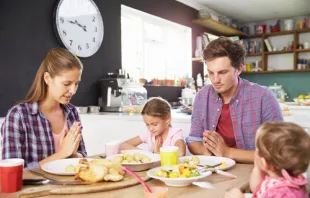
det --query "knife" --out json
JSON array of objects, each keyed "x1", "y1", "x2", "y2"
[{"x1": 23, "y1": 179, "x2": 93, "y2": 185}]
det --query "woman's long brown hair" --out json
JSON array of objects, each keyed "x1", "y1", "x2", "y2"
[{"x1": 22, "y1": 48, "x2": 83, "y2": 103}]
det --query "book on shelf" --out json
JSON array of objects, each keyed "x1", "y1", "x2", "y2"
[{"x1": 264, "y1": 39, "x2": 273, "y2": 52}]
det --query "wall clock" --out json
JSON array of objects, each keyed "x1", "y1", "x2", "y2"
[{"x1": 53, "y1": 0, "x2": 104, "y2": 58}]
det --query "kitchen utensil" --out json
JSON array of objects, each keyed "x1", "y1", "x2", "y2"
[
  {"x1": 197, "y1": 162, "x2": 222, "y2": 169},
  {"x1": 192, "y1": 181, "x2": 215, "y2": 189},
  {"x1": 214, "y1": 170, "x2": 237, "y2": 178},
  {"x1": 123, "y1": 166, "x2": 152, "y2": 193},
  {"x1": 29, "y1": 169, "x2": 57, "y2": 181},
  {"x1": 198, "y1": 167, "x2": 237, "y2": 179},
  {"x1": 23, "y1": 179, "x2": 93, "y2": 185}
]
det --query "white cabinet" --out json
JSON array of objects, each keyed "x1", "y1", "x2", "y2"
[{"x1": 79, "y1": 113, "x2": 191, "y2": 156}]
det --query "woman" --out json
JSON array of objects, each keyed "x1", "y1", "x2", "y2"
[{"x1": 1, "y1": 48, "x2": 87, "y2": 169}]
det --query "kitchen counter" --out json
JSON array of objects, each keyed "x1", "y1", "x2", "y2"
[{"x1": 0, "y1": 105, "x2": 309, "y2": 156}]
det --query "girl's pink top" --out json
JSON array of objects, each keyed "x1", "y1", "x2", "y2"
[
  {"x1": 253, "y1": 173, "x2": 308, "y2": 198},
  {"x1": 139, "y1": 127, "x2": 184, "y2": 152}
]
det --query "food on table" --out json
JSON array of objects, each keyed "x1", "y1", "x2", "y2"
[
  {"x1": 154, "y1": 164, "x2": 201, "y2": 178},
  {"x1": 65, "y1": 164, "x2": 75, "y2": 173},
  {"x1": 113, "y1": 152, "x2": 152, "y2": 164},
  {"x1": 181, "y1": 156, "x2": 200, "y2": 166},
  {"x1": 181, "y1": 156, "x2": 227, "y2": 169},
  {"x1": 74, "y1": 159, "x2": 125, "y2": 182},
  {"x1": 217, "y1": 162, "x2": 227, "y2": 169}
]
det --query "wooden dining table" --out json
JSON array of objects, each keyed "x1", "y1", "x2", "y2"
[{"x1": 14, "y1": 155, "x2": 254, "y2": 198}]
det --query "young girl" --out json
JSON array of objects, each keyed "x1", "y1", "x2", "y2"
[
  {"x1": 120, "y1": 97, "x2": 186, "y2": 156},
  {"x1": 225, "y1": 122, "x2": 310, "y2": 198},
  {"x1": 1, "y1": 48, "x2": 87, "y2": 169}
]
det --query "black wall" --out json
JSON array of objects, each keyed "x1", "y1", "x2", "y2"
[{"x1": 0, "y1": 0, "x2": 205, "y2": 116}]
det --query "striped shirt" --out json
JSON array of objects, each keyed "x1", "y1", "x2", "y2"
[
  {"x1": 186, "y1": 77, "x2": 283, "y2": 150},
  {"x1": 1, "y1": 102, "x2": 87, "y2": 169}
]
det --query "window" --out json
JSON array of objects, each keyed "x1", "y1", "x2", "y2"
[{"x1": 121, "y1": 5, "x2": 192, "y2": 81}]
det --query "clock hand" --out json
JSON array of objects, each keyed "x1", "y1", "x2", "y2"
[
  {"x1": 68, "y1": 20, "x2": 76, "y2": 24},
  {"x1": 74, "y1": 20, "x2": 87, "y2": 32}
]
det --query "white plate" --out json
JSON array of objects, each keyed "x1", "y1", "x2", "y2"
[
  {"x1": 179, "y1": 156, "x2": 236, "y2": 171},
  {"x1": 106, "y1": 150, "x2": 160, "y2": 172},
  {"x1": 41, "y1": 158, "x2": 93, "y2": 176},
  {"x1": 147, "y1": 165, "x2": 212, "y2": 187}
]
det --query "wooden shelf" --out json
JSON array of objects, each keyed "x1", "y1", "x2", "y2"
[
  {"x1": 246, "y1": 53, "x2": 262, "y2": 57},
  {"x1": 295, "y1": 49, "x2": 310, "y2": 53},
  {"x1": 192, "y1": 18, "x2": 247, "y2": 37},
  {"x1": 192, "y1": 57, "x2": 202, "y2": 62},
  {"x1": 242, "y1": 69, "x2": 310, "y2": 74},
  {"x1": 265, "y1": 50, "x2": 293, "y2": 55},
  {"x1": 296, "y1": 28, "x2": 310, "y2": 33},
  {"x1": 245, "y1": 29, "x2": 310, "y2": 38}
]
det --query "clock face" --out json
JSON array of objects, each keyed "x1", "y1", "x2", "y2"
[{"x1": 54, "y1": 0, "x2": 104, "y2": 58}]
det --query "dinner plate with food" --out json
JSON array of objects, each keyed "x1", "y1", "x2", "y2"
[
  {"x1": 41, "y1": 158, "x2": 125, "y2": 183},
  {"x1": 179, "y1": 156, "x2": 236, "y2": 171},
  {"x1": 106, "y1": 150, "x2": 160, "y2": 171},
  {"x1": 41, "y1": 158, "x2": 94, "y2": 176}
]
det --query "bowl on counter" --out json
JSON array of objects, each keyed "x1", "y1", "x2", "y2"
[
  {"x1": 88, "y1": 106, "x2": 100, "y2": 113},
  {"x1": 293, "y1": 98, "x2": 310, "y2": 106},
  {"x1": 76, "y1": 106, "x2": 88, "y2": 114}
]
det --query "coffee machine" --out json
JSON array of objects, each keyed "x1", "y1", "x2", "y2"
[{"x1": 99, "y1": 73, "x2": 127, "y2": 112}]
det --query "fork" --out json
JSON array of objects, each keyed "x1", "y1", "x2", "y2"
[
  {"x1": 29, "y1": 169, "x2": 57, "y2": 181},
  {"x1": 197, "y1": 162, "x2": 222, "y2": 169}
]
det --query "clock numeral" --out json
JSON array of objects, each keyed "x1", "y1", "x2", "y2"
[
  {"x1": 95, "y1": 27, "x2": 97, "y2": 32},
  {"x1": 70, "y1": 40, "x2": 73, "y2": 46},
  {"x1": 93, "y1": 16, "x2": 96, "y2": 22},
  {"x1": 86, "y1": 43, "x2": 89, "y2": 49},
  {"x1": 93, "y1": 37, "x2": 96, "y2": 43},
  {"x1": 78, "y1": 45, "x2": 82, "y2": 50},
  {"x1": 62, "y1": 30, "x2": 67, "y2": 36},
  {"x1": 60, "y1": 17, "x2": 64, "y2": 23}
]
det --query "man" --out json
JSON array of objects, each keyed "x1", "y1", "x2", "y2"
[{"x1": 186, "y1": 37, "x2": 283, "y2": 163}]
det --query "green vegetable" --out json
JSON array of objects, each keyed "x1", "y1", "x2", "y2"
[{"x1": 190, "y1": 171, "x2": 201, "y2": 177}]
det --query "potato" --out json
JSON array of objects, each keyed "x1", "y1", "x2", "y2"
[
  {"x1": 125, "y1": 154, "x2": 134, "y2": 161},
  {"x1": 191, "y1": 156, "x2": 200, "y2": 165},
  {"x1": 104, "y1": 174, "x2": 124, "y2": 182},
  {"x1": 113, "y1": 155, "x2": 124, "y2": 163},
  {"x1": 74, "y1": 164, "x2": 86, "y2": 173},
  {"x1": 65, "y1": 164, "x2": 75, "y2": 173},
  {"x1": 134, "y1": 153, "x2": 143, "y2": 161},
  {"x1": 141, "y1": 156, "x2": 151, "y2": 163}
]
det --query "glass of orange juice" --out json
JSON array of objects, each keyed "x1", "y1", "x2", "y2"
[
  {"x1": 160, "y1": 146, "x2": 179, "y2": 166},
  {"x1": 144, "y1": 187, "x2": 168, "y2": 198}
]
